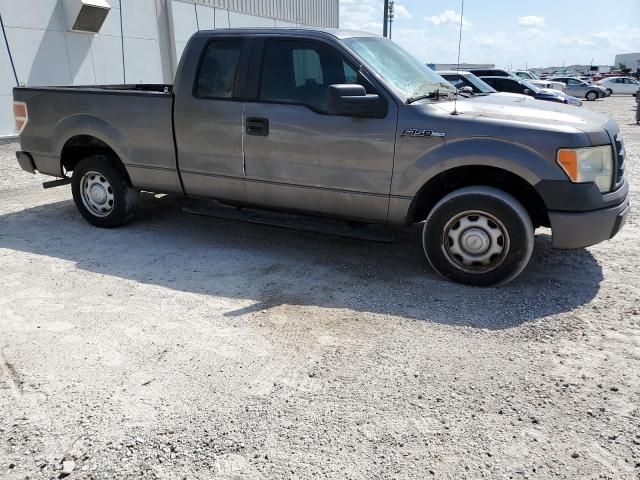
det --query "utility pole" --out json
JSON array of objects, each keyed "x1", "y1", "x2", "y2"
[
  {"x1": 383, "y1": 0, "x2": 388, "y2": 37},
  {"x1": 388, "y1": 1, "x2": 395, "y2": 39}
]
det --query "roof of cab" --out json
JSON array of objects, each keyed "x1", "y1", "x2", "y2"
[{"x1": 193, "y1": 28, "x2": 380, "y2": 40}]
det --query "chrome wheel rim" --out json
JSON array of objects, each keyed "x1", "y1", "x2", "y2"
[
  {"x1": 587, "y1": 92, "x2": 596, "y2": 101},
  {"x1": 442, "y1": 211, "x2": 509, "y2": 273},
  {"x1": 80, "y1": 171, "x2": 114, "y2": 217}
]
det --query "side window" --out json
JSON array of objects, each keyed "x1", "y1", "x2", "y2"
[
  {"x1": 344, "y1": 62, "x2": 358, "y2": 83},
  {"x1": 260, "y1": 40, "x2": 359, "y2": 113},
  {"x1": 500, "y1": 79, "x2": 521, "y2": 93},
  {"x1": 567, "y1": 79, "x2": 580, "y2": 85},
  {"x1": 481, "y1": 77, "x2": 495, "y2": 87},
  {"x1": 292, "y1": 48, "x2": 323, "y2": 87},
  {"x1": 195, "y1": 40, "x2": 242, "y2": 99}
]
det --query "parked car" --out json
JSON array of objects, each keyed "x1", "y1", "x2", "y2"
[
  {"x1": 437, "y1": 70, "x2": 497, "y2": 95},
  {"x1": 596, "y1": 76, "x2": 640, "y2": 96},
  {"x1": 550, "y1": 77, "x2": 608, "y2": 101},
  {"x1": 13, "y1": 29, "x2": 628, "y2": 286},
  {"x1": 479, "y1": 76, "x2": 582, "y2": 106},
  {"x1": 512, "y1": 71, "x2": 567, "y2": 93},
  {"x1": 466, "y1": 68, "x2": 515, "y2": 78}
]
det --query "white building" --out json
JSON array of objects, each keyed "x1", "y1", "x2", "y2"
[
  {"x1": 0, "y1": 0, "x2": 339, "y2": 137},
  {"x1": 614, "y1": 52, "x2": 640, "y2": 71}
]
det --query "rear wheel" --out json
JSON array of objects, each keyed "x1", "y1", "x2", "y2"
[
  {"x1": 605, "y1": 88, "x2": 613, "y2": 96},
  {"x1": 423, "y1": 186, "x2": 534, "y2": 286},
  {"x1": 71, "y1": 154, "x2": 138, "y2": 228},
  {"x1": 585, "y1": 90, "x2": 598, "y2": 101}
]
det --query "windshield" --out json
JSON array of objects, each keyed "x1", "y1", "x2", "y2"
[
  {"x1": 441, "y1": 73, "x2": 496, "y2": 93},
  {"x1": 343, "y1": 37, "x2": 455, "y2": 100},
  {"x1": 516, "y1": 71, "x2": 540, "y2": 80}
]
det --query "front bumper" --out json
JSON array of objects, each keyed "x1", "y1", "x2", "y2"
[{"x1": 549, "y1": 198, "x2": 630, "y2": 249}]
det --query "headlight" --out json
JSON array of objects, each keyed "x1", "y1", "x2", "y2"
[{"x1": 557, "y1": 146, "x2": 613, "y2": 193}]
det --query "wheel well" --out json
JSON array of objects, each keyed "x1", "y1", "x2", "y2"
[
  {"x1": 60, "y1": 135, "x2": 130, "y2": 183},
  {"x1": 408, "y1": 166, "x2": 549, "y2": 228}
]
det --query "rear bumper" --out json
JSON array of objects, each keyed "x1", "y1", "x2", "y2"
[
  {"x1": 549, "y1": 198, "x2": 630, "y2": 249},
  {"x1": 16, "y1": 151, "x2": 36, "y2": 174},
  {"x1": 16, "y1": 150, "x2": 62, "y2": 177}
]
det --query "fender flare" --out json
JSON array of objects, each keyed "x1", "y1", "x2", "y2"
[
  {"x1": 393, "y1": 137, "x2": 566, "y2": 198},
  {"x1": 53, "y1": 114, "x2": 132, "y2": 168}
]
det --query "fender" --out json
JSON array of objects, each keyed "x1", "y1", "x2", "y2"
[
  {"x1": 53, "y1": 113, "x2": 132, "y2": 169},
  {"x1": 391, "y1": 136, "x2": 569, "y2": 198}
]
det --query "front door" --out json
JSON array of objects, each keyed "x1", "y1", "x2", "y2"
[
  {"x1": 621, "y1": 78, "x2": 640, "y2": 94},
  {"x1": 242, "y1": 38, "x2": 397, "y2": 222}
]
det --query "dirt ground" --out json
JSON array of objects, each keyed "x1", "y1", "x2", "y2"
[{"x1": 1, "y1": 96, "x2": 639, "y2": 479}]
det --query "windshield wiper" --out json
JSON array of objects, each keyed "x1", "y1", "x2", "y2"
[{"x1": 406, "y1": 89, "x2": 452, "y2": 104}]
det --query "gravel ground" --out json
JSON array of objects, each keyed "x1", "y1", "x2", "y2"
[{"x1": 1, "y1": 97, "x2": 639, "y2": 479}]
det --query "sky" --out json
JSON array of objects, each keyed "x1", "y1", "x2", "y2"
[{"x1": 339, "y1": 0, "x2": 640, "y2": 69}]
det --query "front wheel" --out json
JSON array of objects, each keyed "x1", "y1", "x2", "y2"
[
  {"x1": 71, "y1": 154, "x2": 138, "y2": 228},
  {"x1": 585, "y1": 90, "x2": 598, "y2": 101},
  {"x1": 606, "y1": 88, "x2": 613, "y2": 96},
  {"x1": 423, "y1": 186, "x2": 534, "y2": 286}
]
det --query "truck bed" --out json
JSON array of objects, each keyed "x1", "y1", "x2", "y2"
[{"x1": 13, "y1": 84, "x2": 182, "y2": 194}]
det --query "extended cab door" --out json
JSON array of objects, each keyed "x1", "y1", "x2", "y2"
[
  {"x1": 173, "y1": 36, "x2": 247, "y2": 201},
  {"x1": 241, "y1": 37, "x2": 398, "y2": 222}
]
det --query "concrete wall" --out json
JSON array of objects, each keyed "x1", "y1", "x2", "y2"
[
  {"x1": 169, "y1": 0, "x2": 299, "y2": 67},
  {"x1": 0, "y1": 0, "x2": 338, "y2": 136}
]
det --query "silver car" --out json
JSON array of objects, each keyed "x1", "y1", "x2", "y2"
[{"x1": 550, "y1": 77, "x2": 607, "y2": 101}]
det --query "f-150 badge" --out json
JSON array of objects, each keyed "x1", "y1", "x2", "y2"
[{"x1": 401, "y1": 129, "x2": 446, "y2": 137}]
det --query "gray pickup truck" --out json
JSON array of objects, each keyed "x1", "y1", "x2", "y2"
[{"x1": 13, "y1": 29, "x2": 629, "y2": 286}]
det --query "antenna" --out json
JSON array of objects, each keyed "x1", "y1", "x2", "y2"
[{"x1": 452, "y1": 0, "x2": 465, "y2": 116}]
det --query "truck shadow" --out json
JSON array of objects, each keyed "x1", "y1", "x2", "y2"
[{"x1": 0, "y1": 194, "x2": 603, "y2": 330}]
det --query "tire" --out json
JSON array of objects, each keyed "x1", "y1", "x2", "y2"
[
  {"x1": 606, "y1": 88, "x2": 613, "y2": 96},
  {"x1": 585, "y1": 90, "x2": 598, "y2": 101},
  {"x1": 423, "y1": 186, "x2": 534, "y2": 287},
  {"x1": 71, "y1": 154, "x2": 138, "y2": 228}
]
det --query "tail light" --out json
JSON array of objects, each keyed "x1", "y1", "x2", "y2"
[{"x1": 13, "y1": 101, "x2": 28, "y2": 134}]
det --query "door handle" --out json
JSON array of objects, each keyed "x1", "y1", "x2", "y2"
[{"x1": 246, "y1": 117, "x2": 269, "y2": 136}]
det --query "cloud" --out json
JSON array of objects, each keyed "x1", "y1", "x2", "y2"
[
  {"x1": 518, "y1": 16, "x2": 545, "y2": 28},
  {"x1": 338, "y1": 2, "x2": 640, "y2": 69},
  {"x1": 340, "y1": 0, "x2": 411, "y2": 32},
  {"x1": 425, "y1": 10, "x2": 472, "y2": 28},
  {"x1": 394, "y1": 4, "x2": 412, "y2": 20},
  {"x1": 339, "y1": 0, "x2": 382, "y2": 33}
]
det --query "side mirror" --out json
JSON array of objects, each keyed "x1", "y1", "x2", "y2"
[
  {"x1": 459, "y1": 86, "x2": 474, "y2": 94},
  {"x1": 523, "y1": 88, "x2": 534, "y2": 95},
  {"x1": 327, "y1": 84, "x2": 380, "y2": 117}
]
